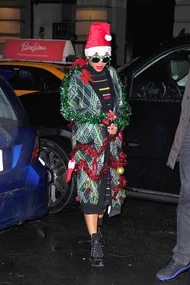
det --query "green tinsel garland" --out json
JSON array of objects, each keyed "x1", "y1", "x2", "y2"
[{"x1": 60, "y1": 65, "x2": 131, "y2": 127}]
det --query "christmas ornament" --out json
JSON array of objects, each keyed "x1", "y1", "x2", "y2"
[
  {"x1": 75, "y1": 196, "x2": 80, "y2": 201},
  {"x1": 117, "y1": 166, "x2": 125, "y2": 175},
  {"x1": 66, "y1": 157, "x2": 75, "y2": 182}
]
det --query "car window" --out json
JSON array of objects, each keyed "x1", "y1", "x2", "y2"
[
  {"x1": 41, "y1": 70, "x2": 62, "y2": 91},
  {"x1": 131, "y1": 49, "x2": 190, "y2": 100},
  {"x1": 0, "y1": 66, "x2": 41, "y2": 91},
  {"x1": 170, "y1": 51, "x2": 190, "y2": 87}
]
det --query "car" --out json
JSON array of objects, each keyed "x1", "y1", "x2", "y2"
[
  {"x1": 118, "y1": 32, "x2": 190, "y2": 203},
  {"x1": 0, "y1": 61, "x2": 70, "y2": 96},
  {"x1": 0, "y1": 74, "x2": 48, "y2": 230},
  {"x1": 0, "y1": 38, "x2": 76, "y2": 214}
]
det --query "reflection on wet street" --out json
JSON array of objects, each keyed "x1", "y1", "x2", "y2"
[{"x1": 0, "y1": 198, "x2": 189, "y2": 285}]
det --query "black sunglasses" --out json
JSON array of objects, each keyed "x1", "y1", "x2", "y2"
[{"x1": 89, "y1": 55, "x2": 111, "y2": 63}]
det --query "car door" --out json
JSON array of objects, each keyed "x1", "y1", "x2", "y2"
[
  {"x1": 0, "y1": 77, "x2": 36, "y2": 221},
  {"x1": 121, "y1": 48, "x2": 190, "y2": 197}
]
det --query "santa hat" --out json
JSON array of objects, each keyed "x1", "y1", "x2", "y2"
[{"x1": 85, "y1": 22, "x2": 112, "y2": 57}]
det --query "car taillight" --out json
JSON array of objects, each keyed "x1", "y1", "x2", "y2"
[{"x1": 31, "y1": 136, "x2": 40, "y2": 164}]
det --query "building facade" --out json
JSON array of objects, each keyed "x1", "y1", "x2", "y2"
[
  {"x1": 0, "y1": 0, "x2": 32, "y2": 53},
  {"x1": 0, "y1": 0, "x2": 188, "y2": 66},
  {"x1": 32, "y1": 0, "x2": 127, "y2": 66},
  {"x1": 174, "y1": 0, "x2": 190, "y2": 36}
]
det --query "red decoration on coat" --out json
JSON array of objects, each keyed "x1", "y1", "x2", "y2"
[
  {"x1": 86, "y1": 188, "x2": 92, "y2": 194},
  {"x1": 92, "y1": 158, "x2": 98, "y2": 174},
  {"x1": 119, "y1": 196, "x2": 124, "y2": 202},
  {"x1": 70, "y1": 137, "x2": 109, "y2": 159},
  {"x1": 102, "y1": 111, "x2": 116, "y2": 126},
  {"x1": 118, "y1": 131, "x2": 123, "y2": 142},
  {"x1": 118, "y1": 152, "x2": 127, "y2": 160},
  {"x1": 75, "y1": 195, "x2": 80, "y2": 201},
  {"x1": 81, "y1": 69, "x2": 93, "y2": 84},
  {"x1": 113, "y1": 176, "x2": 127, "y2": 196},
  {"x1": 76, "y1": 160, "x2": 109, "y2": 180},
  {"x1": 107, "y1": 110, "x2": 116, "y2": 120},
  {"x1": 66, "y1": 157, "x2": 75, "y2": 182},
  {"x1": 68, "y1": 121, "x2": 75, "y2": 129},
  {"x1": 70, "y1": 58, "x2": 86, "y2": 69},
  {"x1": 70, "y1": 137, "x2": 127, "y2": 181},
  {"x1": 102, "y1": 119, "x2": 110, "y2": 125}
]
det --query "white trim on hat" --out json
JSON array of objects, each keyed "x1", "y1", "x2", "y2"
[{"x1": 85, "y1": 46, "x2": 111, "y2": 57}]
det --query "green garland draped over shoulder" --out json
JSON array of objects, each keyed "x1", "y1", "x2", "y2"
[{"x1": 60, "y1": 65, "x2": 131, "y2": 128}]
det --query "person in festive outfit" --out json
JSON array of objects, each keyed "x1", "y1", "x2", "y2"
[{"x1": 60, "y1": 22, "x2": 131, "y2": 267}]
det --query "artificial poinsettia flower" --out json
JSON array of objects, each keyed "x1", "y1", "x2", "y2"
[
  {"x1": 81, "y1": 69, "x2": 93, "y2": 84},
  {"x1": 102, "y1": 119, "x2": 110, "y2": 125},
  {"x1": 107, "y1": 110, "x2": 116, "y2": 120}
]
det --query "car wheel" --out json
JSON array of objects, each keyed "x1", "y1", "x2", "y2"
[{"x1": 39, "y1": 136, "x2": 77, "y2": 214}]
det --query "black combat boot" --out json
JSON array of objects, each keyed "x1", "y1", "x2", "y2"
[
  {"x1": 98, "y1": 218, "x2": 107, "y2": 246},
  {"x1": 90, "y1": 233, "x2": 104, "y2": 267}
]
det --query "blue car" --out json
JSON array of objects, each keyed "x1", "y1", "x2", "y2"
[{"x1": 0, "y1": 75, "x2": 48, "y2": 230}]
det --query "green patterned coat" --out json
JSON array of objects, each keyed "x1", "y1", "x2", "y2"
[{"x1": 60, "y1": 65, "x2": 130, "y2": 216}]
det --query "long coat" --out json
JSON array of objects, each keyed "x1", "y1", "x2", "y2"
[
  {"x1": 167, "y1": 72, "x2": 190, "y2": 169},
  {"x1": 61, "y1": 65, "x2": 129, "y2": 216}
]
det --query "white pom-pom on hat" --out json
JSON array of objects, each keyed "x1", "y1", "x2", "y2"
[{"x1": 105, "y1": 34, "x2": 112, "y2": 41}]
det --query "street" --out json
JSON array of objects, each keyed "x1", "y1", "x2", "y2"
[{"x1": 0, "y1": 198, "x2": 189, "y2": 285}]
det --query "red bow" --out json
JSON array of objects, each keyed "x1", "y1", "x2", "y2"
[{"x1": 70, "y1": 58, "x2": 86, "y2": 69}]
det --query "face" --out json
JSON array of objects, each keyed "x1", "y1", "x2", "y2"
[{"x1": 87, "y1": 53, "x2": 111, "y2": 72}]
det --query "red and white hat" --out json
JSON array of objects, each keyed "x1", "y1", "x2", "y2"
[{"x1": 84, "y1": 22, "x2": 112, "y2": 57}]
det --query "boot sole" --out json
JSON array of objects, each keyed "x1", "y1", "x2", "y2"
[
  {"x1": 91, "y1": 263, "x2": 104, "y2": 268},
  {"x1": 89, "y1": 258, "x2": 104, "y2": 268},
  {"x1": 157, "y1": 265, "x2": 190, "y2": 281}
]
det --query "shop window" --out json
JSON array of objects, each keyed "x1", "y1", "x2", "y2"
[
  {"x1": 75, "y1": 7, "x2": 107, "y2": 41},
  {"x1": 0, "y1": 7, "x2": 21, "y2": 54}
]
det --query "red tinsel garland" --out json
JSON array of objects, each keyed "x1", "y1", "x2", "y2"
[
  {"x1": 75, "y1": 160, "x2": 109, "y2": 180},
  {"x1": 72, "y1": 137, "x2": 128, "y2": 181},
  {"x1": 70, "y1": 137, "x2": 109, "y2": 159},
  {"x1": 109, "y1": 152, "x2": 127, "y2": 169},
  {"x1": 113, "y1": 176, "x2": 127, "y2": 197}
]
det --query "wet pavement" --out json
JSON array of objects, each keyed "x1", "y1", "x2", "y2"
[{"x1": 0, "y1": 198, "x2": 190, "y2": 285}]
